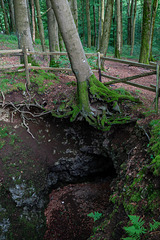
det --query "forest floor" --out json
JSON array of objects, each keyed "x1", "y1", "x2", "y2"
[{"x1": 0, "y1": 40, "x2": 160, "y2": 239}]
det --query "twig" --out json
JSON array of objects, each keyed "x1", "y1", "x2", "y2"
[
  {"x1": 0, "y1": 91, "x2": 5, "y2": 107},
  {"x1": 21, "y1": 112, "x2": 35, "y2": 139},
  {"x1": 139, "y1": 126, "x2": 150, "y2": 142}
]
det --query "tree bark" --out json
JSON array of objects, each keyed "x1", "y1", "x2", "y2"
[
  {"x1": 149, "y1": 0, "x2": 158, "y2": 61},
  {"x1": 51, "y1": 0, "x2": 93, "y2": 114},
  {"x1": 68, "y1": 0, "x2": 78, "y2": 29},
  {"x1": 46, "y1": 0, "x2": 59, "y2": 66},
  {"x1": 139, "y1": 0, "x2": 152, "y2": 64},
  {"x1": 9, "y1": 0, "x2": 16, "y2": 33},
  {"x1": 1, "y1": 0, "x2": 9, "y2": 34},
  {"x1": 130, "y1": 0, "x2": 137, "y2": 55},
  {"x1": 50, "y1": 0, "x2": 138, "y2": 128},
  {"x1": 115, "y1": 0, "x2": 121, "y2": 58},
  {"x1": 99, "y1": 0, "x2": 114, "y2": 56},
  {"x1": 13, "y1": 0, "x2": 35, "y2": 62},
  {"x1": 34, "y1": 0, "x2": 46, "y2": 52},
  {"x1": 31, "y1": 0, "x2": 35, "y2": 42},
  {"x1": 86, "y1": 0, "x2": 91, "y2": 48}
]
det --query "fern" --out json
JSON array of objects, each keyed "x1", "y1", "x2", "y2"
[
  {"x1": 123, "y1": 216, "x2": 160, "y2": 240},
  {"x1": 149, "y1": 219, "x2": 160, "y2": 231},
  {"x1": 122, "y1": 215, "x2": 146, "y2": 240}
]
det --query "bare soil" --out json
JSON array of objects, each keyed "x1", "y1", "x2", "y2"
[{"x1": 0, "y1": 49, "x2": 160, "y2": 239}]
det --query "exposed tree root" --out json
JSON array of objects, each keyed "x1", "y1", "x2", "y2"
[{"x1": 51, "y1": 75, "x2": 140, "y2": 131}]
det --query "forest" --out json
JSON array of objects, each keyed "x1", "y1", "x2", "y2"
[
  {"x1": 0, "y1": 0, "x2": 160, "y2": 240},
  {"x1": 0, "y1": 0, "x2": 160, "y2": 62}
]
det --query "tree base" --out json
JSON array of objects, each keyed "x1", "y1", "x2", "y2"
[{"x1": 51, "y1": 74, "x2": 140, "y2": 131}]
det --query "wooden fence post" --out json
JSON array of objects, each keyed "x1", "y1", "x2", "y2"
[
  {"x1": 97, "y1": 52, "x2": 101, "y2": 82},
  {"x1": 23, "y1": 47, "x2": 30, "y2": 86},
  {"x1": 155, "y1": 62, "x2": 160, "y2": 113}
]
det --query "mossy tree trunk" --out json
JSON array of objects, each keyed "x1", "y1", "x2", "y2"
[
  {"x1": 46, "y1": 0, "x2": 60, "y2": 67},
  {"x1": 51, "y1": 0, "x2": 139, "y2": 129},
  {"x1": 139, "y1": 0, "x2": 152, "y2": 64},
  {"x1": 149, "y1": 0, "x2": 158, "y2": 61}
]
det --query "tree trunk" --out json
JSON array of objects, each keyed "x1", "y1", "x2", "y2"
[
  {"x1": 115, "y1": 0, "x2": 121, "y2": 58},
  {"x1": 101, "y1": 0, "x2": 105, "y2": 37},
  {"x1": 149, "y1": 0, "x2": 158, "y2": 61},
  {"x1": 139, "y1": 0, "x2": 152, "y2": 64},
  {"x1": 93, "y1": 2, "x2": 96, "y2": 47},
  {"x1": 46, "y1": 0, "x2": 60, "y2": 66},
  {"x1": 1, "y1": 0, "x2": 9, "y2": 34},
  {"x1": 9, "y1": 0, "x2": 16, "y2": 33},
  {"x1": 99, "y1": 0, "x2": 114, "y2": 56},
  {"x1": 130, "y1": 0, "x2": 137, "y2": 55},
  {"x1": 51, "y1": 0, "x2": 93, "y2": 114},
  {"x1": 34, "y1": 0, "x2": 46, "y2": 52},
  {"x1": 68, "y1": 0, "x2": 78, "y2": 29},
  {"x1": 50, "y1": 0, "x2": 138, "y2": 128},
  {"x1": 0, "y1": 17, "x2": 4, "y2": 32},
  {"x1": 13, "y1": 0, "x2": 35, "y2": 62},
  {"x1": 31, "y1": 0, "x2": 35, "y2": 42},
  {"x1": 86, "y1": 0, "x2": 91, "y2": 48}
]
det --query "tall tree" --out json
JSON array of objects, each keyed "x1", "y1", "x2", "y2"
[
  {"x1": 9, "y1": 0, "x2": 16, "y2": 33},
  {"x1": 68, "y1": 0, "x2": 78, "y2": 28},
  {"x1": 139, "y1": 0, "x2": 152, "y2": 64},
  {"x1": 130, "y1": 0, "x2": 137, "y2": 55},
  {"x1": 13, "y1": 0, "x2": 35, "y2": 62},
  {"x1": 115, "y1": 0, "x2": 122, "y2": 58},
  {"x1": 149, "y1": 0, "x2": 158, "y2": 61},
  {"x1": 0, "y1": 0, "x2": 9, "y2": 34},
  {"x1": 99, "y1": 0, "x2": 114, "y2": 57},
  {"x1": 46, "y1": 0, "x2": 59, "y2": 66},
  {"x1": 34, "y1": 0, "x2": 46, "y2": 52},
  {"x1": 86, "y1": 0, "x2": 91, "y2": 48},
  {"x1": 31, "y1": 0, "x2": 35, "y2": 42},
  {"x1": 50, "y1": 0, "x2": 137, "y2": 128}
]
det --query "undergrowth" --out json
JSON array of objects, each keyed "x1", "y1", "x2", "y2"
[{"x1": 122, "y1": 215, "x2": 160, "y2": 240}]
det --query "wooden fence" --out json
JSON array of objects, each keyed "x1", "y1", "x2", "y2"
[
  {"x1": 0, "y1": 48, "x2": 159, "y2": 112},
  {"x1": 100, "y1": 56, "x2": 160, "y2": 113}
]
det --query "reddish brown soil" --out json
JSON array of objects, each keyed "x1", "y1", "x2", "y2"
[{"x1": 0, "y1": 47, "x2": 160, "y2": 239}]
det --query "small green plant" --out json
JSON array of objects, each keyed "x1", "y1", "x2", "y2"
[
  {"x1": 87, "y1": 211, "x2": 103, "y2": 222},
  {"x1": 122, "y1": 215, "x2": 160, "y2": 240}
]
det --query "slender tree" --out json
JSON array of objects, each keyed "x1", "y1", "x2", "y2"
[
  {"x1": 34, "y1": 0, "x2": 46, "y2": 52},
  {"x1": 115, "y1": 0, "x2": 122, "y2": 58},
  {"x1": 99, "y1": 0, "x2": 114, "y2": 57},
  {"x1": 0, "y1": 0, "x2": 9, "y2": 34},
  {"x1": 130, "y1": 0, "x2": 137, "y2": 55},
  {"x1": 9, "y1": 0, "x2": 16, "y2": 33},
  {"x1": 13, "y1": 0, "x2": 35, "y2": 63},
  {"x1": 46, "y1": 0, "x2": 59, "y2": 66},
  {"x1": 86, "y1": 0, "x2": 91, "y2": 48},
  {"x1": 139, "y1": 0, "x2": 152, "y2": 64},
  {"x1": 31, "y1": 0, "x2": 35, "y2": 42},
  {"x1": 149, "y1": 0, "x2": 158, "y2": 61}
]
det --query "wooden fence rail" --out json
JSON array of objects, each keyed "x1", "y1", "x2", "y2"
[
  {"x1": 101, "y1": 57, "x2": 160, "y2": 113},
  {"x1": 0, "y1": 48, "x2": 159, "y2": 112}
]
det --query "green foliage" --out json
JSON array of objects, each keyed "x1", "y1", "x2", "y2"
[
  {"x1": 123, "y1": 215, "x2": 146, "y2": 240},
  {"x1": 122, "y1": 215, "x2": 160, "y2": 240},
  {"x1": 30, "y1": 70, "x2": 59, "y2": 94},
  {"x1": 87, "y1": 212, "x2": 103, "y2": 222},
  {"x1": 0, "y1": 127, "x2": 8, "y2": 149},
  {"x1": 148, "y1": 120, "x2": 160, "y2": 176}
]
